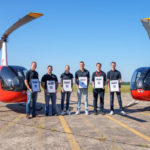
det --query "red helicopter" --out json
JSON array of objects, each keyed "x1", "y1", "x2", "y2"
[
  {"x1": 0, "y1": 12, "x2": 43, "y2": 103},
  {"x1": 128, "y1": 18, "x2": 150, "y2": 107},
  {"x1": 130, "y1": 67, "x2": 150, "y2": 101}
]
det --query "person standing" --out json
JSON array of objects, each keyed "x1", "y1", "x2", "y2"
[
  {"x1": 92, "y1": 63, "x2": 106, "y2": 115},
  {"x1": 107, "y1": 62, "x2": 126, "y2": 115},
  {"x1": 25, "y1": 61, "x2": 39, "y2": 119},
  {"x1": 41, "y1": 65, "x2": 58, "y2": 116},
  {"x1": 60, "y1": 65, "x2": 73, "y2": 115},
  {"x1": 75, "y1": 61, "x2": 90, "y2": 115}
]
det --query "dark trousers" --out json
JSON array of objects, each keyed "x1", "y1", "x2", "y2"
[
  {"x1": 110, "y1": 92, "x2": 123, "y2": 111},
  {"x1": 45, "y1": 93, "x2": 57, "y2": 115},
  {"x1": 93, "y1": 89, "x2": 105, "y2": 111},
  {"x1": 61, "y1": 92, "x2": 71, "y2": 111}
]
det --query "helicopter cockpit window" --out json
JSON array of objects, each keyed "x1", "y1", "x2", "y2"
[
  {"x1": 136, "y1": 71, "x2": 146, "y2": 81},
  {"x1": 0, "y1": 66, "x2": 27, "y2": 91},
  {"x1": 130, "y1": 69, "x2": 147, "y2": 90},
  {"x1": 131, "y1": 71, "x2": 137, "y2": 83},
  {"x1": 144, "y1": 71, "x2": 150, "y2": 90}
]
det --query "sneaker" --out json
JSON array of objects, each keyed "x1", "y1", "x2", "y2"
[
  {"x1": 109, "y1": 111, "x2": 114, "y2": 115},
  {"x1": 120, "y1": 110, "x2": 126, "y2": 115},
  {"x1": 85, "y1": 110, "x2": 89, "y2": 115},
  {"x1": 75, "y1": 111, "x2": 80, "y2": 115},
  {"x1": 66, "y1": 110, "x2": 71, "y2": 115},
  {"x1": 61, "y1": 111, "x2": 65, "y2": 116}
]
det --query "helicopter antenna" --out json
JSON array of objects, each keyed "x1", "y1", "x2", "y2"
[{"x1": 0, "y1": 12, "x2": 43, "y2": 66}]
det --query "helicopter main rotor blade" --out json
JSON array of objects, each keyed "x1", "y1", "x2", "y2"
[
  {"x1": 141, "y1": 18, "x2": 150, "y2": 39},
  {"x1": 1, "y1": 12, "x2": 43, "y2": 40}
]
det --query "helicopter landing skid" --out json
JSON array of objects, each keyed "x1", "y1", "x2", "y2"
[{"x1": 124, "y1": 100, "x2": 139, "y2": 108}]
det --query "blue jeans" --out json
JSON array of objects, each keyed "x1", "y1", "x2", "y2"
[
  {"x1": 110, "y1": 92, "x2": 123, "y2": 111},
  {"x1": 77, "y1": 88, "x2": 88, "y2": 111},
  {"x1": 45, "y1": 93, "x2": 57, "y2": 115},
  {"x1": 93, "y1": 89, "x2": 105, "y2": 111},
  {"x1": 26, "y1": 90, "x2": 38, "y2": 116},
  {"x1": 61, "y1": 92, "x2": 71, "y2": 111}
]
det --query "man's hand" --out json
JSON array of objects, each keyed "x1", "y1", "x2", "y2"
[
  {"x1": 44, "y1": 88, "x2": 47, "y2": 94},
  {"x1": 77, "y1": 85, "x2": 79, "y2": 90},
  {"x1": 108, "y1": 87, "x2": 110, "y2": 92},
  {"x1": 119, "y1": 88, "x2": 121, "y2": 92},
  {"x1": 61, "y1": 88, "x2": 65, "y2": 93},
  {"x1": 56, "y1": 88, "x2": 58, "y2": 94},
  {"x1": 71, "y1": 88, "x2": 73, "y2": 93},
  {"x1": 29, "y1": 88, "x2": 33, "y2": 93}
]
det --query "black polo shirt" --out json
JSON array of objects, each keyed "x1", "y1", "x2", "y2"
[
  {"x1": 107, "y1": 70, "x2": 121, "y2": 81},
  {"x1": 60, "y1": 72, "x2": 73, "y2": 80},
  {"x1": 41, "y1": 73, "x2": 58, "y2": 90},
  {"x1": 25, "y1": 70, "x2": 39, "y2": 88},
  {"x1": 75, "y1": 69, "x2": 90, "y2": 85},
  {"x1": 92, "y1": 71, "x2": 106, "y2": 82}
]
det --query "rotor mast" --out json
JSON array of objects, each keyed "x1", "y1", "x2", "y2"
[{"x1": 1, "y1": 38, "x2": 8, "y2": 66}]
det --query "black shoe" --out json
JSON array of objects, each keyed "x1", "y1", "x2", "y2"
[
  {"x1": 32, "y1": 114, "x2": 37, "y2": 118},
  {"x1": 100, "y1": 111, "x2": 105, "y2": 115},
  {"x1": 45, "y1": 113, "x2": 49, "y2": 116},
  {"x1": 52, "y1": 113, "x2": 58, "y2": 116},
  {"x1": 94, "y1": 110, "x2": 98, "y2": 115}
]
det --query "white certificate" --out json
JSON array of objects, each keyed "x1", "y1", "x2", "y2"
[
  {"x1": 110, "y1": 80, "x2": 119, "y2": 92},
  {"x1": 47, "y1": 81, "x2": 56, "y2": 93},
  {"x1": 79, "y1": 77, "x2": 87, "y2": 88},
  {"x1": 63, "y1": 80, "x2": 72, "y2": 92},
  {"x1": 95, "y1": 76, "x2": 104, "y2": 89},
  {"x1": 31, "y1": 79, "x2": 40, "y2": 92}
]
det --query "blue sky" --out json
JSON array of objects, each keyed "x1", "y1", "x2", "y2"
[{"x1": 0, "y1": 0, "x2": 150, "y2": 81}]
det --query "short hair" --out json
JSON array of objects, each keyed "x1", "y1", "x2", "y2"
[
  {"x1": 80, "y1": 61, "x2": 84, "y2": 64},
  {"x1": 96, "y1": 62, "x2": 101, "y2": 66},
  {"x1": 111, "y1": 62, "x2": 116, "y2": 65},
  {"x1": 47, "y1": 65, "x2": 53, "y2": 69},
  {"x1": 65, "y1": 65, "x2": 70, "y2": 68},
  {"x1": 31, "y1": 61, "x2": 37, "y2": 65}
]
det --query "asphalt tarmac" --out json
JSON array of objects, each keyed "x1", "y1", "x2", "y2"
[{"x1": 0, "y1": 92, "x2": 150, "y2": 150}]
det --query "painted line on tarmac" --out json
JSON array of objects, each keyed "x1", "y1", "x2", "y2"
[
  {"x1": 0, "y1": 114, "x2": 25, "y2": 134},
  {"x1": 59, "y1": 116, "x2": 81, "y2": 150},
  {"x1": 141, "y1": 112, "x2": 150, "y2": 116},
  {"x1": 56, "y1": 104, "x2": 80, "y2": 150},
  {"x1": 105, "y1": 115, "x2": 150, "y2": 142},
  {"x1": 87, "y1": 103, "x2": 150, "y2": 142},
  {"x1": 37, "y1": 117, "x2": 45, "y2": 148},
  {"x1": 81, "y1": 115, "x2": 123, "y2": 150}
]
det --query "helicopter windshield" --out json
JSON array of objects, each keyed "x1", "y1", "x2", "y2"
[
  {"x1": 0, "y1": 66, "x2": 27, "y2": 92},
  {"x1": 130, "y1": 68, "x2": 150, "y2": 90}
]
